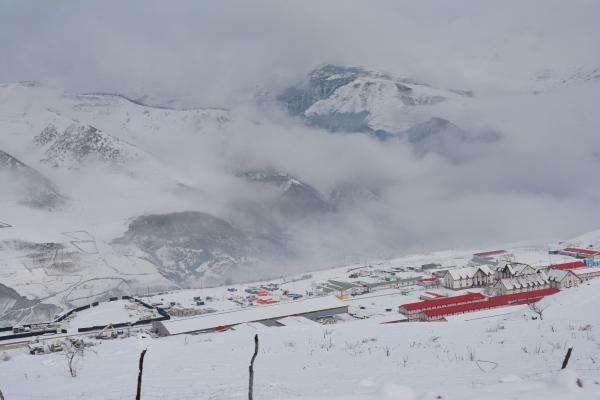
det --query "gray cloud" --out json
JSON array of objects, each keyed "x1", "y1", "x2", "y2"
[
  {"x1": 2, "y1": 1, "x2": 599, "y2": 107},
  {"x1": 1, "y1": 0, "x2": 600, "y2": 276}
]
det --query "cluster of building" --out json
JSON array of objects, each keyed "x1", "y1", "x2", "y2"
[
  {"x1": 399, "y1": 288, "x2": 560, "y2": 322},
  {"x1": 431, "y1": 247, "x2": 600, "y2": 296},
  {"x1": 394, "y1": 246, "x2": 600, "y2": 322},
  {"x1": 314, "y1": 267, "x2": 422, "y2": 297}
]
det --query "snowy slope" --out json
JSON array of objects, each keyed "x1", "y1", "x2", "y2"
[
  {"x1": 0, "y1": 83, "x2": 239, "y2": 324},
  {"x1": 1, "y1": 277, "x2": 599, "y2": 399}
]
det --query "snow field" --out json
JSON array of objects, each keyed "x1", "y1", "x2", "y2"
[{"x1": 1, "y1": 280, "x2": 599, "y2": 399}]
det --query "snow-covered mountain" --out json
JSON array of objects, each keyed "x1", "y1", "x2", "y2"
[
  {"x1": 0, "y1": 83, "x2": 242, "y2": 324},
  {"x1": 0, "y1": 59, "x2": 599, "y2": 326},
  {"x1": 0, "y1": 81, "x2": 335, "y2": 324},
  {"x1": 277, "y1": 64, "x2": 472, "y2": 138}
]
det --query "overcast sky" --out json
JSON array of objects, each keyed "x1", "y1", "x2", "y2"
[
  {"x1": 1, "y1": 0, "x2": 599, "y2": 107},
  {"x1": 1, "y1": 1, "x2": 600, "y2": 269}
]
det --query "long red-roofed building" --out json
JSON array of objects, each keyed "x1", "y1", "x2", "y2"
[
  {"x1": 473, "y1": 250, "x2": 507, "y2": 257},
  {"x1": 561, "y1": 247, "x2": 600, "y2": 258},
  {"x1": 548, "y1": 261, "x2": 585, "y2": 270},
  {"x1": 399, "y1": 292, "x2": 486, "y2": 320},
  {"x1": 419, "y1": 288, "x2": 560, "y2": 321}
]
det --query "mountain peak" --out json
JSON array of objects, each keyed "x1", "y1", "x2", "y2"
[{"x1": 277, "y1": 64, "x2": 471, "y2": 138}]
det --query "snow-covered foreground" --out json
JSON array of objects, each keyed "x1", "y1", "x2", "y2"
[{"x1": 2, "y1": 280, "x2": 600, "y2": 399}]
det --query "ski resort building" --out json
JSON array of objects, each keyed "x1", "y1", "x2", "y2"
[
  {"x1": 398, "y1": 292, "x2": 486, "y2": 321},
  {"x1": 493, "y1": 262, "x2": 538, "y2": 280},
  {"x1": 152, "y1": 296, "x2": 348, "y2": 336},
  {"x1": 488, "y1": 271, "x2": 550, "y2": 296},
  {"x1": 572, "y1": 267, "x2": 600, "y2": 281},
  {"x1": 547, "y1": 269, "x2": 582, "y2": 289},
  {"x1": 440, "y1": 266, "x2": 494, "y2": 289},
  {"x1": 320, "y1": 275, "x2": 421, "y2": 296}
]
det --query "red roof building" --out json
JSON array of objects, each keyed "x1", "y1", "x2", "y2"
[
  {"x1": 473, "y1": 250, "x2": 507, "y2": 257},
  {"x1": 419, "y1": 288, "x2": 560, "y2": 321},
  {"x1": 548, "y1": 261, "x2": 585, "y2": 270},
  {"x1": 399, "y1": 292, "x2": 486, "y2": 320},
  {"x1": 562, "y1": 247, "x2": 600, "y2": 257}
]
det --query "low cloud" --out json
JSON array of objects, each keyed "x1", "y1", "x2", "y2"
[{"x1": 1, "y1": 0, "x2": 600, "y2": 277}]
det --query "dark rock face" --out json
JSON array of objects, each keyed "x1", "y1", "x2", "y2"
[
  {"x1": 400, "y1": 94, "x2": 445, "y2": 106},
  {"x1": 276, "y1": 64, "x2": 487, "y2": 144},
  {"x1": 114, "y1": 211, "x2": 286, "y2": 287},
  {"x1": 239, "y1": 169, "x2": 334, "y2": 219},
  {"x1": 34, "y1": 124, "x2": 59, "y2": 146},
  {"x1": 0, "y1": 150, "x2": 33, "y2": 171},
  {"x1": 0, "y1": 149, "x2": 67, "y2": 210},
  {"x1": 0, "y1": 282, "x2": 61, "y2": 326},
  {"x1": 277, "y1": 64, "x2": 368, "y2": 116},
  {"x1": 278, "y1": 65, "x2": 389, "y2": 136}
]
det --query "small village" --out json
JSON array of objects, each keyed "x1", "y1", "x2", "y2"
[{"x1": 1, "y1": 242, "x2": 600, "y2": 356}]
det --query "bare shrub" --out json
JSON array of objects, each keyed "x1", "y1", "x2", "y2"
[
  {"x1": 528, "y1": 302, "x2": 548, "y2": 320},
  {"x1": 467, "y1": 346, "x2": 476, "y2": 361},
  {"x1": 321, "y1": 329, "x2": 334, "y2": 351},
  {"x1": 63, "y1": 339, "x2": 86, "y2": 377},
  {"x1": 383, "y1": 346, "x2": 391, "y2": 357}
]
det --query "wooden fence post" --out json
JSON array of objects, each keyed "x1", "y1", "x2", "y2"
[
  {"x1": 136, "y1": 349, "x2": 147, "y2": 400},
  {"x1": 561, "y1": 347, "x2": 573, "y2": 369},
  {"x1": 249, "y1": 334, "x2": 259, "y2": 400}
]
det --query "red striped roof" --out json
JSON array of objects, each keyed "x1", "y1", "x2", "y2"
[
  {"x1": 400, "y1": 292, "x2": 486, "y2": 312},
  {"x1": 491, "y1": 288, "x2": 559, "y2": 303},
  {"x1": 473, "y1": 250, "x2": 507, "y2": 257},
  {"x1": 563, "y1": 247, "x2": 600, "y2": 256},
  {"x1": 422, "y1": 288, "x2": 560, "y2": 318},
  {"x1": 549, "y1": 260, "x2": 585, "y2": 270},
  {"x1": 424, "y1": 291, "x2": 445, "y2": 298}
]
